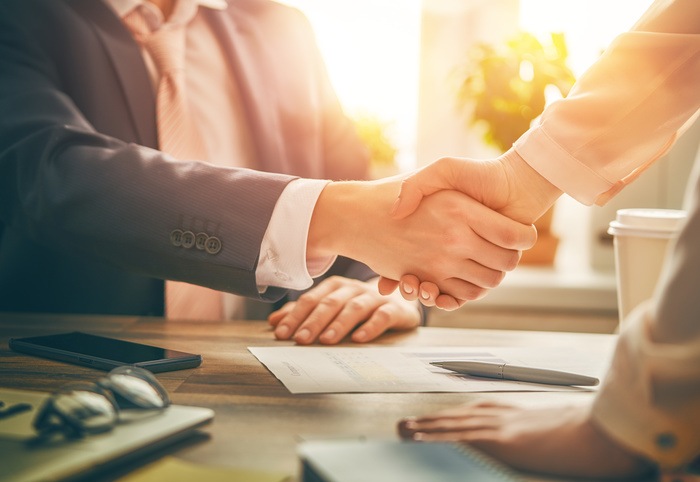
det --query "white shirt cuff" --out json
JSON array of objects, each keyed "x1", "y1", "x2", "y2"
[{"x1": 256, "y1": 178, "x2": 336, "y2": 292}]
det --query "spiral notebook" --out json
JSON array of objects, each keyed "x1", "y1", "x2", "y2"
[{"x1": 298, "y1": 439, "x2": 521, "y2": 482}]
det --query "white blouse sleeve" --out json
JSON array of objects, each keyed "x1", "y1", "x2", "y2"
[
  {"x1": 513, "y1": 0, "x2": 700, "y2": 469},
  {"x1": 515, "y1": 31, "x2": 700, "y2": 205}
]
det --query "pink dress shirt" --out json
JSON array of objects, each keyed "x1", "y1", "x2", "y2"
[{"x1": 106, "y1": 0, "x2": 334, "y2": 317}]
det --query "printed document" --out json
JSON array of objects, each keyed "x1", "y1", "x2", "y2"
[{"x1": 248, "y1": 345, "x2": 612, "y2": 394}]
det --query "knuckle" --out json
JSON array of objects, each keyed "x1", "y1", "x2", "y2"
[
  {"x1": 297, "y1": 292, "x2": 319, "y2": 306},
  {"x1": 318, "y1": 296, "x2": 343, "y2": 310},
  {"x1": 485, "y1": 270, "x2": 506, "y2": 288},
  {"x1": 458, "y1": 285, "x2": 487, "y2": 301},
  {"x1": 499, "y1": 227, "x2": 518, "y2": 248},
  {"x1": 346, "y1": 297, "x2": 365, "y2": 312},
  {"x1": 327, "y1": 275, "x2": 343, "y2": 285},
  {"x1": 371, "y1": 306, "x2": 392, "y2": 325},
  {"x1": 505, "y1": 250, "x2": 521, "y2": 271}
]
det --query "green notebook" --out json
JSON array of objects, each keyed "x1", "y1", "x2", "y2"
[{"x1": 298, "y1": 439, "x2": 520, "y2": 482}]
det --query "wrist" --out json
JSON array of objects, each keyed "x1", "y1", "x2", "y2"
[
  {"x1": 307, "y1": 181, "x2": 370, "y2": 259},
  {"x1": 501, "y1": 148, "x2": 563, "y2": 224},
  {"x1": 307, "y1": 179, "x2": 401, "y2": 263}
]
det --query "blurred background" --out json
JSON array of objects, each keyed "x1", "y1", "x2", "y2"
[{"x1": 280, "y1": 0, "x2": 700, "y2": 331}]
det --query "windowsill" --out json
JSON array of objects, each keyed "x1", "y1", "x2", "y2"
[{"x1": 462, "y1": 264, "x2": 617, "y2": 312}]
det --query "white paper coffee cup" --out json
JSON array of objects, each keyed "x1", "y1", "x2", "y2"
[{"x1": 608, "y1": 208, "x2": 686, "y2": 325}]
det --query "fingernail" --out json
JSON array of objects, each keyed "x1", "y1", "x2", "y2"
[
  {"x1": 420, "y1": 290, "x2": 430, "y2": 300},
  {"x1": 354, "y1": 330, "x2": 367, "y2": 342},
  {"x1": 295, "y1": 328, "x2": 311, "y2": 343},
  {"x1": 322, "y1": 329, "x2": 336, "y2": 341},
  {"x1": 401, "y1": 282, "x2": 413, "y2": 294},
  {"x1": 275, "y1": 325, "x2": 289, "y2": 339},
  {"x1": 412, "y1": 432, "x2": 425, "y2": 441}
]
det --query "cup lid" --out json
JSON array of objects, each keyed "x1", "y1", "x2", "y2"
[{"x1": 608, "y1": 208, "x2": 687, "y2": 238}]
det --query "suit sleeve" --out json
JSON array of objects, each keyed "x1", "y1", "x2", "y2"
[
  {"x1": 511, "y1": 0, "x2": 700, "y2": 468},
  {"x1": 0, "y1": 4, "x2": 295, "y2": 301}
]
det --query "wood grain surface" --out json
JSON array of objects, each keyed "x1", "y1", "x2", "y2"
[{"x1": 0, "y1": 313, "x2": 617, "y2": 481}]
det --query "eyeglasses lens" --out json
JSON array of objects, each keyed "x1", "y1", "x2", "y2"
[
  {"x1": 108, "y1": 374, "x2": 168, "y2": 409},
  {"x1": 33, "y1": 366, "x2": 170, "y2": 440},
  {"x1": 53, "y1": 390, "x2": 117, "y2": 432},
  {"x1": 34, "y1": 385, "x2": 118, "y2": 438}
]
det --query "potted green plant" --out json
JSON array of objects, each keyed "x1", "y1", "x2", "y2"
[
  {"x1": 353, "y1": 114, "x2": 399, "y2": 179},
  {"x1": 457, "y1": 31, "x2": 576, "y2": 265}
]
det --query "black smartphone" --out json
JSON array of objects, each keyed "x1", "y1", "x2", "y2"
[{"x1": 9, "y1": 331, "x2": 202, "y2": 373}]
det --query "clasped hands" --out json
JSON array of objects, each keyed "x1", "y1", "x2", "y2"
[
  {"x1": 273, "y1": 150, "x2": 560, "y2": 344},
  {"x1": 379, "y1": 150, "x2": 562, "y2": 309}
]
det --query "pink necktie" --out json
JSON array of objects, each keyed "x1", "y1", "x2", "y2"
[{"x1": 124, "y1": 8, "x2": 222, "y2": 320}]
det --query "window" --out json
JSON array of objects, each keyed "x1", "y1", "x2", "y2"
[{"x1": 277, "y1": 0, "x2": 422, "y2": 171}]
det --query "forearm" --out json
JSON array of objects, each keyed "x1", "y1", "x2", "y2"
[
  {"x1": 515, "y1": 1, "x2": 700, "y2": 205},
  {"x1": 1, "y1": 117, "x2": 295, "y2": 297}
]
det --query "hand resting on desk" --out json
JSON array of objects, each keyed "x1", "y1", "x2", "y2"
[
  {"x1": 397, "y1": 401, "x2": 654, "y2": 479},
  {"x1": 269, "y1": 276, "x2": 421, "y2": 344}
]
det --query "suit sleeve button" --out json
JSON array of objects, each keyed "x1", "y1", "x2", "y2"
[
  {"x1": 205, "y1": 236, "x2": 222, "y2": 254},
  {"x1": 181, "y1": 231, "x2": 195, "y2": 249},
  {"x1": 170, "y1": 229, "x2": 184, "y2": 247},
  {"x1": 195, "y1": 232, "x2": 209, "y2": 250}
]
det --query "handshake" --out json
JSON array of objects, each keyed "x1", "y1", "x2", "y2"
[{"x1": 307, "y1": 149, "x2": 563, "y2": 311}]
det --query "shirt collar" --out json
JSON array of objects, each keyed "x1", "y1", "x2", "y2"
[{"x1": 105, "y1": 0, "x2": 227, "y2": 19}]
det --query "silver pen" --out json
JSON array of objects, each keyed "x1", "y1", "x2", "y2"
[{"x1": 430, "y1": 361, "x2": 599, "y2": 386}]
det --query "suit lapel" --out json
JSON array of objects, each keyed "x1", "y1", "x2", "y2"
[
  {"x1": 203, "y1": 8, "x2": 284, "y2": 172},
  {"x1": 69, "y1": 0, "x2": 158, "y2": 148}
]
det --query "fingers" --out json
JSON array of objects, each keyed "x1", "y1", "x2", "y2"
[
  {"x1": 320, "y1": 291, "x2": 387, "y2": 344},
  {"x1": 423, "y1": 192, "x2": 524, "y2": 274},
  {"x1": 450, "y1": 197, "x2": 530, "y2": 270},
  {"x1": 286, "y1": 284, "x2": 364, "y2": 344},
  {"x1": 434, "y1": 294, "x2": 465, "y2": 311},
  {"x1": 398, "y1": 275, "x2": 420, "y2": 301},
  {"x1": 466, "y1": 199, "x2": 538, "y2": 251},
  {"x1": 416, "y1": 282, "x2": 439, "y2": 307},
  {"x1": 377, "y1": 276, "x2": 399, "y2": 295},
  {"x1": 270, "y1": 277, "x2": 344, "y2": 341},
  {"x1": 397, "y1": 276, "x2": 493, "y2": 310},
  {"x1": 268, "y1": 303, "x2": 294, "y2": 326},
  {"x1": 270, "y1": 277, "x2": 420, "y2": 345},
  {"x1": 351, "y1": 303, "x2": 402, "y2": 343},
  {"x1": 398, "y1": 401, "x2": 516, "y2": 441}
]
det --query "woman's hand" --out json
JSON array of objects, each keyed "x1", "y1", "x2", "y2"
[{"x1": 397, "y1": 401, "x2": 654, "y2": 479}]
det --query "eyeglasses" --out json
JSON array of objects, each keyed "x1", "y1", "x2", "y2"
[{"x1": 33, "y1": 365, "x2": 171, "y2": 440}]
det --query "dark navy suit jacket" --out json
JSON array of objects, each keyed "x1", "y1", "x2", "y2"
[{"x1": 0, "y1": 0, "x2": 377, "y2": 316}]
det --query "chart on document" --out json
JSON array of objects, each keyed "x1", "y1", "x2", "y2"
[{"x1": 248, "y1": 345, "x2": 612, "y2": 394}]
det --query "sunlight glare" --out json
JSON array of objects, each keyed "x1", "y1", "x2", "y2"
[{"x1": 520, "y1": 0, "x2": 655, "y2": 75}]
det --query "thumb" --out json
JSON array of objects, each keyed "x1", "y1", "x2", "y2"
[
  {"x1": 390, "y1": 158, "x2": 464, "y2": 219},
  {"x1": 390, "y1": 176, "x2": 426, "y2": 219}
]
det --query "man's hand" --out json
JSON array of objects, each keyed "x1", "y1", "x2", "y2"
[
  {"x1": 306, "y1": 176, "x2": 537, "y2": 304},
  {"x1": 269, "y1": 276, "x2": 421, "y2": 344}
]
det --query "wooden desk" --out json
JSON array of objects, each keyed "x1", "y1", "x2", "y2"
[{"x1": 0, "y1": 313, "x2": 617, "y2": 481}]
